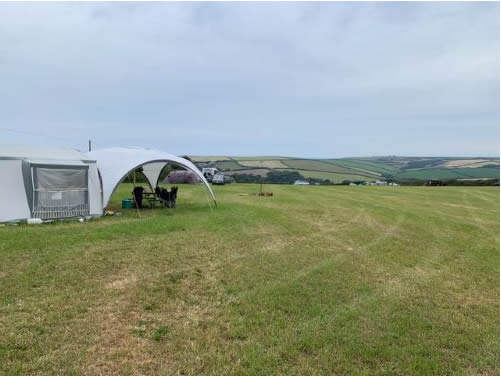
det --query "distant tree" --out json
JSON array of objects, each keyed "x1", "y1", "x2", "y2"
[{"x1": 231, "y1": 171, "x2": 333, "y2": 185}]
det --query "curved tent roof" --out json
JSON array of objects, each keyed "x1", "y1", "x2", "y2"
[
  {"x1": 87, "y1": 147, "x2": 216, "y2": 208},
  {"x1": 1, "y1": 144, "x2": 95, "y2": 165}
]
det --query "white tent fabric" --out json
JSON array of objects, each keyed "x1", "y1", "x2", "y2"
[
  {"x1": 87, "y1": 147, "x2": 216, "y2": 208},
  {"x1": 0, "y1": 144, "x2": 91, "y2": 162},
  {"x1": 88, "y1": 163, "x2": 103, "y2": 215},
  {"x1": 0, "y1": 145, "x2": 102, "y2": 222},
  {"x1": 0, "y1": 159, "x2": 31, "y2": 222},
  {"x1": 142, "y1": 162, "x2": 168, "y2": 189},
  {"x1": 1, "y1": 145, "x2": 215, "y2": 222}
]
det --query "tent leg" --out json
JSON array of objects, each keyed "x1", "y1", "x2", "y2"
[
  {"x1": 127, "y1": 172, "x2": 141, "y2": 219},
  {"x1": 132, "y1": 194, "x2": 141, "y2": 219}
]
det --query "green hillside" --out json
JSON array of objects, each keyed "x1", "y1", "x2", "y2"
[{"x1": 189, "y1": 156, "x2": 500, "y2": 184}]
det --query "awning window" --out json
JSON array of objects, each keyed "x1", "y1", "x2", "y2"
[{"x1": 31, "y1": 166, "x2": 89, "y2": 219}]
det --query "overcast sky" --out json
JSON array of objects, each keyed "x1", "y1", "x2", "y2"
[{"x1": 0, "y1": 2, "x2": 499, "y2": 157}]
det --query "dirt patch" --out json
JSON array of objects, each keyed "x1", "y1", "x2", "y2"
[{"x1": 441, "y1": 159, "x2": 495, "y2": 168}]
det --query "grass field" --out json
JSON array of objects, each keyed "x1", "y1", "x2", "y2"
[
  {"x1": 330, "y1": 159, "x2": 402, "y2": 175},
  {"x1": 209, "y1": 160, "x2": 244, "y2": 171},
  {"x1": 0, "y1": 184, "x2": 499, "y2": 375},
  {"x1": 277, "y1": 169, "x2": 375, "y2": 183},
  {"x1": 281, "y1": 159, "x2": 380, "y2": 178},
  {"x1": 394, "y1": 167, "x2": 501, "y2": 180},
  {"x1": 238, "y1": 160, "x2": 289, "y2": 169},
  {"x1": 189, "y1": 156, "x2": 232, "y2": 162},
  {"x1": 230, "y1": 156, "x2": 291, "y2": 160}
]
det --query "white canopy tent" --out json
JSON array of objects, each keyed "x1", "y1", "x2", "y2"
[
  {"x1": 0, "y1": 145, "x2": 102, "y2": 222},
  {"x1": 0, "y1": 145, "x2": 215, "y2": 223},
  {"x1": 86, "y1": 147, "x2": 216, "y2": 209}
]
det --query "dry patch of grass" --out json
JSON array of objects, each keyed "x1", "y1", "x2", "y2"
[
  {"x1": 105, "y1": 274, "x2": 138, "y2": 290},
  {"x1": 441, "y1": 159, "x2": 497, "y2": 168},
  {"x1": 86, "y1": 299, "x2": 158, "y2": 375}
]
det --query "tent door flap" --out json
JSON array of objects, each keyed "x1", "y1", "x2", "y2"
[{"x1": 31, "y1": 165, "x2": 90, "y2": 219}]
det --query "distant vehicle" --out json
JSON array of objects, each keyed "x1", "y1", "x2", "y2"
[
  {"x1": 211, "y1": 174, "x2": 233, "y2": 185},
  {"x1": 212, "y1": 174, "x2": 225, "y2": 185},
  {"x1": 367, "y1": 180, "x2": 388, "y2": 186},
  {"x1": 294, "y1": 180, "x2": 310, "y2": 185},
  {"x1": 202, "y1": 168, "x2": 219, "y2": 181}
]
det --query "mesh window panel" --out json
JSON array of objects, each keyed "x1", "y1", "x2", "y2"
[{"x1": 32, "y1": 166, "x2": 90, "y2": 219}]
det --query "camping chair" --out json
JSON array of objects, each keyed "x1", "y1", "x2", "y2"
[
  {"x1": 155, "y1": 187, "x2": 169, "y2": 208},
  {"x1": 132, "y1": 186, "x2": 145, "y2": 209},
  {"x1": 154, "y1": 186, "x2": 177, "y2": 208},
  {"x1": 169, "y1": 186, "x2": 178, "y2": 208}
]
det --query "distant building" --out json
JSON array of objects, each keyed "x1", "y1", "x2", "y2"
[
  {"x1": 374, "y1": 180, "x2": 388, "y2": 186},
  {"x1": 294, "y1": 180, "x2": 310, "y2": 185}
]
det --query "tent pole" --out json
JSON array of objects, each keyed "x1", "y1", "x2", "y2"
[
  {"x1": 127, "y1": 173, "x2": 141, "y2": 218},
  {"x1": 132, "y1": 194, "x2": 141, "y2": 218}
]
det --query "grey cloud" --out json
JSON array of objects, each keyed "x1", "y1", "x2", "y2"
[{"x1": 0, "y1": 2, "x2": 498, "y2": 157}]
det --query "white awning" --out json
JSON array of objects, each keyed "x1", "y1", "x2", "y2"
[
  {"x1": 0, "y1": 144, "x2": 94, "y2": 163},
  {"x1": 142, "y1": 162, "x2": 168, "y2": 189},
  {"x1": 87, "y1": 147, "x2": 216, "y2": 208}
]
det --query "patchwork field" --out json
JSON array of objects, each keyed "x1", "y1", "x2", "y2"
[
  {"x1": 225, "y1": 168, "x2": 271, "y2": 177},
  {"x1": 238, "y1": 160, "x2": 289, "y2": 169},
  {"x1": 0, "y1": 184, "x2": 499, "y2": 375},
  {"x1": 440, "y1": 159, "x2": 499, "y2": 168},
  {"x1": 277, "y1": 169, "x2": 374, "y2": 183},
  {"x1": 394, "y1": 167, "x2": 501, "y2": 180},
  {"x1": 193, "y1": 156, "x2": 500, "y2": 183},
  {"x1": 189, "y1": 156, "x2": 232, "y2": 162}
]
